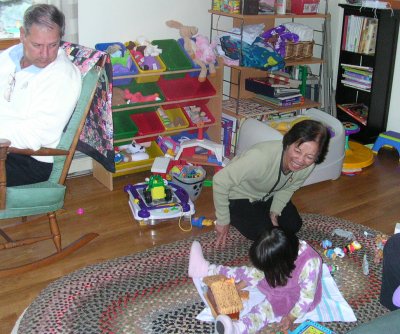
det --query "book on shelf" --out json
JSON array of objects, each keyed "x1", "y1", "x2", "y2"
[
  {"x1": 342, "y1": 15, "x2": 378, "y2": 54},
  {"x1": 221, "y1": 117, "x2": 233, "y2": 157},
  {"x1": 245, "y1": 77, "x2": 302, "y2": 99},
  {"x1": 340, "y1": 64, "x2": 373, "y2": 91},
  {"x1": 337, "y1": 102, "x2": 368, "y2": 126},
  {"x1": 221, "y1": 113, "x2": 238, "y2": 156},
  {"x1": 255, "y1": 94, "x2": 304, "y2": 107},
  {"x1": 362, "y1": 18, "x2": 378, "y2": 55},
  {"x1": 343, "y1": 70, "x2": 372, "y2": 82},
  {"x1": 341, "y1": 80, "x2": 371, "y2": 92},
  {"x1": 265, "y1": 71, "x2": 302, "y2": 88}
]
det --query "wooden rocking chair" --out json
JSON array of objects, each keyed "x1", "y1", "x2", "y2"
[{"x1": 0, "y1": 45, "x2": 108, "y2": 277}]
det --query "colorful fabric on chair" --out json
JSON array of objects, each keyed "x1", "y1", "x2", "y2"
[{"x1": 61, "y1": 42, "x2": 115, "y2": 172}]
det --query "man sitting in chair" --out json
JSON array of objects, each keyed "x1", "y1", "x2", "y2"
[{"x1": 0, "y1": 4, "x2": 81, "y2": 186}]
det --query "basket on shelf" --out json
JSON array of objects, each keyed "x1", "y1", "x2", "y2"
[{"x1": 284, "y1": 40, "x2": 314, "y2": 60}]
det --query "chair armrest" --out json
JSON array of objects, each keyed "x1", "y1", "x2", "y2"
[
  {"x1": 8, "y1": 147, "x2": 69, "y2": 156},
  {"x1": 0, "y1": 139, "x2": 11, "y2": 210}
]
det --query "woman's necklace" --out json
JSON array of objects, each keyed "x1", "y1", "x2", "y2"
[{"x1": 260, "y1": 151, "x2": 294, "y2": 202}]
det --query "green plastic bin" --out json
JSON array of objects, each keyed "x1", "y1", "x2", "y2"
[
  {"x1": 113, "y1": 110, "x2": 139, "y2": 145},
  {"x1": 152, "y1": 39, "x2": 193, "y2": 79}
]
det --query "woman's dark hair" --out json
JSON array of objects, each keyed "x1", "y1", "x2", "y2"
[
  {"x1": 23, "y1": 4, "x2": 65, "y2": 38},
  {"x1": 282, "y1": 119, "x2": 330, "y2": 164},
  {"x1": 249, "y1": 227, "x2": 299, "y2": 288}
]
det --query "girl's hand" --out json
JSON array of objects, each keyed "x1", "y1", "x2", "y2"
[
  {"x1": 215, "y1": 223, "x2": 229, "y2": 247},
  {"x1": 278, "y1": 314, "x2": 296, "y2": 332}
]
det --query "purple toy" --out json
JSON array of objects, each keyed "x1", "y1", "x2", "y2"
[{"x1": 261, "y1": 25, "x2": 299, "y2": 58}]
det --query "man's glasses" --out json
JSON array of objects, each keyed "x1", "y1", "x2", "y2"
[{"x1": 4, "y1": 70, "x2": 16, "y2": 102}]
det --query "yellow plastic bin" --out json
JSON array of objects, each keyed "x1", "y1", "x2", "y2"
[
  {"x1": 156, "y1": 107, "x2": 189, "y2": 131},
  {"x1": 114, "y1": 141, "x2": 164, "y2": 177},
  {"x1": 125, "y1": 41, "x2": 166, "y2": 83}
]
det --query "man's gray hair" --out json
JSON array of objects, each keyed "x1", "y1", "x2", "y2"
[{"x1": 23, "y1": 4, "x2": 65, "y2": 38}]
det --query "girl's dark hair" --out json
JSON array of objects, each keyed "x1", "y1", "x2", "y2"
[
  {"x1": 249, "y1": 227, "x2": 299, "y2": 288},
  {"x1": 23, "y1": 4, "x2": 65, "y2": 38},
  {"x1": 282, "y1": 119, "x2": 330, "y2": 164}
]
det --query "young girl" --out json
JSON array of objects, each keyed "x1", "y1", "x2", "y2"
[{"x1": 188, "y1": 227, "x2": 323, "y2": 334}]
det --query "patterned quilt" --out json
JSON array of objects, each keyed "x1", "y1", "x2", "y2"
[{"x1": 62, "y1": 42, "x2": 115, "y2": 172}]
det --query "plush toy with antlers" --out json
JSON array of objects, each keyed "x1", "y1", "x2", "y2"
[{"x1": 166, "y1": 20, "x2": 216, "y2": 82}]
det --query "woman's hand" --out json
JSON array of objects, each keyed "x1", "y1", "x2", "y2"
[
  {"x1": 215, "y1": 223, "x2": 230, "y2": 247},
  {"x1": 270, "y1": 211, "x2": 279, "y2": 227}
]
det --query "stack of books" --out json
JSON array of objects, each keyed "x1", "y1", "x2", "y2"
[
  {"x1": 337, "y1": 102, "x2": 368, "y2": 126},
  {"x1": 245, "y1": 77, "x2": 304, "y2": 107},
  {"x1": 342, "y1": 15, "x2": 378, "y2": 55},
  {"x1": 340, "y1": 63, "x2": 373, "y2": 92}
]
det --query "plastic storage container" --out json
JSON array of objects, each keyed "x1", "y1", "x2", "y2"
[
  {"x1": 126, "y1": 41, "x2": 167, "y2": 83},
  {"x1": 157, "y1": 75, "x2": 216, "y2": 102},
  {"x1": 111, "y1": 81, "x2": 165, "y2": 110},
  {"x1": 95, "y1": 42, "x2": 138, "y2": 86},
  {"x1": 290, "y1": 0, "x2": 320, "y2": 14},
  {"x1": 169, "y1": 165, "x2": 206, "y2": 201},
  {"x1": 112, "y1": 110, "x2": 139, "y2": 145},
  {"x1": 156, "y1": 107, "x2": 189, "y2": 131},
  {"x1": 130, "y1": 109, "x2": 165, "y2": 143},
  {"x1": 178, "y1": 103, "x2": 216, "y2": 130},
  {"x1": 114, "y1": 141, "x2": 164, "y2": 177},
  {"x1": 152, "y1": 39, "x2": 192, "y2": 79}
]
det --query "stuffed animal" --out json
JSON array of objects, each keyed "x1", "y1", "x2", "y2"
[
  {"x1": 194, "y1": 34, "x2": 217, "y2": 79},
  {"x1": 166, "y1": 20, "x2": 216, "y2": 82}
]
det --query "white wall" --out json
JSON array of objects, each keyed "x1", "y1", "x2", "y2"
[
  {"x1": 78, "y1": 0, "x2": 211, "y2": 47},
  {"x1": 78, "y1": 0, "x2": 399, "y2": 132}
]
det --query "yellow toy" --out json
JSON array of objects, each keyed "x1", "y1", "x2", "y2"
[{"x1": 269, "y1": 116, "x2": 310, "y2": 134}]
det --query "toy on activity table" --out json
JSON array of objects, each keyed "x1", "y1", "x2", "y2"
[
  {"x1": 124, "y1": 175, "x2": 195, "y2": 226},
  {"x1": 191, "y1": 216, "x2": 215, "y2": 228}
]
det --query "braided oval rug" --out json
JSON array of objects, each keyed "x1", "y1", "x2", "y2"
[{"x1": 17, "y1": 214, "x2": 389, "y2": 334}]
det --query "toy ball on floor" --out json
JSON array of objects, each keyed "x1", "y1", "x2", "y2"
[{"x1": 76, "y1": 208, "x2": 84, "y2": 215}]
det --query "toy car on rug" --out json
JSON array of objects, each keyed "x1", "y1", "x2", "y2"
[{"x1": 124, "y1": 175, "x2": 195, "y2": 225}]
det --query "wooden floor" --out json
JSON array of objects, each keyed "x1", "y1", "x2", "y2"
[{"x1": 0, "y1": 148, "x2": 399, "y2": 333}]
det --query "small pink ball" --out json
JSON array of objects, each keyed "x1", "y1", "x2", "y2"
[{"x1": 76, "y1": 208, "x2": 84, "y2": 215}]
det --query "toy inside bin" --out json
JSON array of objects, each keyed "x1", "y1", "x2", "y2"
[
  {"x1": 169, "y1": 165, "x2": 206, "y2": 201},
  {"x1": 111, "y1": 81, "x2": 165, "y2": 110},
  {"x1": 125, "y1": 41, "x2": 166, "y2": 83},
  {"x1": 95, "y1": 42, "x2": 137, "y2": 86},
  {"x1": 180, "y1": 103, "x2": 215, "y2": 131},
  {"x1": 156, "y1": 106, "x2": 189, "y2": 131}
]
